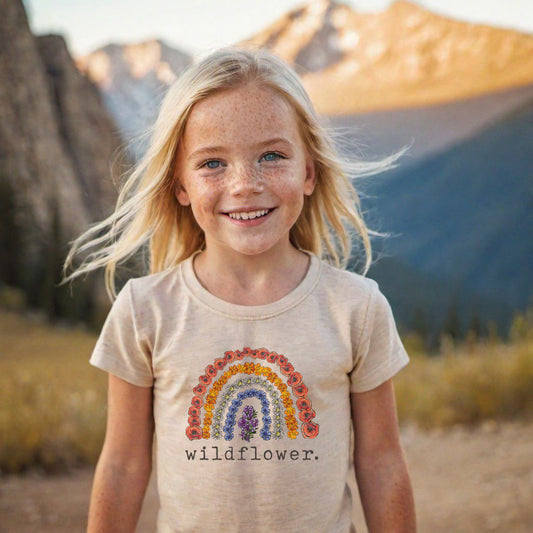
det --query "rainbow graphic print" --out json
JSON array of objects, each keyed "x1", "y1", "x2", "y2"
[{"x1": 185, "y1": 348, "x2": 319, "y2": 441}]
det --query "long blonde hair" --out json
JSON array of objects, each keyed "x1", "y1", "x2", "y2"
[{"x1": 63, "y1": 47, "x2": 400, "y2": 300}]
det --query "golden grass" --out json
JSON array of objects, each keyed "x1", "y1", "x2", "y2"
[
  {"x1": 1, "y1": 308, "x2": 532, "y2": 472},
  {"x1": 0, "y1": 310, "x2": 107, "y2": 473},
  {"x1": 395, "y1": 325, "x2": 533, "y2": 429}
]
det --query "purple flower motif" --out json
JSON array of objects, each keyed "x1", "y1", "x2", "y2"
[{"x1": 238, "y1": 405, "x2": 258, "y2": 441}]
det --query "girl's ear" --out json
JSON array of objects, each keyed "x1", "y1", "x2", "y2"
[
  {"x1": 303, "y1": 156, "x2": 316, "y2": 196},
  {"x1": 173, "y1": 145, "x2": 191, "y2": 206},
  {"x1": 174, "y1": 178, "x2": 191, "y2": 206}
]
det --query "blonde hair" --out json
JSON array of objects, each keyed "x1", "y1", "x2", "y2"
[{"x1": 63, "y1": 47, "x2": 400, "y2": 299}]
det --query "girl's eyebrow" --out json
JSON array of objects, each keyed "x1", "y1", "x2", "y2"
[
  {"x1": 187, "y1": 137, "x2": 293, "y2": 160},
  {"x1": 256, "y1": 137, "x2": 293, "y2": 148},
  {"x1": 188, "y1": 146, "x2": 225, "y2": 160}
]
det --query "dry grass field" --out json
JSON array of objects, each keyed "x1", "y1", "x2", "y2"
[
  {"x1": 0, "y1": 310, "x2": 107, "y2": 473},
  {"x1": 396, "y1": 323, "x2": 533, "y2": 428}
]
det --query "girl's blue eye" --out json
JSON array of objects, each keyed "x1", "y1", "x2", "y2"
[
  {"x1": 260, "y1": 152, "x2": 282, "y2": 162},
  {"x1": 204, "y1": 160, "x2": 221, "y2": 169}
]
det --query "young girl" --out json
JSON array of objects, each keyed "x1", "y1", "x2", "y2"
[{"x1": 65, "y1": 47, "x2": 416, "y2": 533}]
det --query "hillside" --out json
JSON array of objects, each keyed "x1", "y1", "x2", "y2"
[
  {"x1": 331, "y1": 83, "x2": 533, "y2": 162},
  {"x1": 367, "y1": 255, "x2": 513, "y2": 341},
  {"x1": 362, "y1": 99, "x2": 533, "y2": 332}
]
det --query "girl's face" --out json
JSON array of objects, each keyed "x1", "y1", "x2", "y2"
[{"x1": 174, "y1": 82, "x2": 316, "y2": 261}]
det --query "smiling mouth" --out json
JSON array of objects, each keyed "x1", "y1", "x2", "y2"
[{"x1": 224, "y1": 208, "x2": 274, "y2": 221}]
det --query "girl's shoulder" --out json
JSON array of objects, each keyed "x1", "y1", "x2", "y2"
[
  {"x1": 315, "y1": 258, "x2": 396, "y2": 322},
  {"x1": 318, "y1": 260, "x2": 403, "y2": 358},
  {"x1": 319, "y1": 258, "x2": 379, "y2": 298},
  {"x1": 121, "y1": 263, "x2": 184, "y2": 306}
]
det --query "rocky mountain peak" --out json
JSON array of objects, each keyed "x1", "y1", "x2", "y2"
[
  {"x1": 77, "y1": 40, "x2": 192, "y2": 157},
  {"x1": 246, "y1": 0, "x2": 533, "y2": 113},
  {"x1": 78, "y1": 39, "x2": 190, "y2": 90},
  {"x1": 242, "y1": 0, "x2": 347, "y2": 71}
]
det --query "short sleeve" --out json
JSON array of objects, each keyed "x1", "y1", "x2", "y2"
[
  {"x1": 90, "y1": 279, "x2": 153, "y2": 387},
  {"x1": 350, "y1": 282, "x2": 409, "y2": 393}
]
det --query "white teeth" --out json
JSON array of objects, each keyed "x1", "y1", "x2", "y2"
[{"x1": 228, "y1": 209, "x2": 270, "y2": 220}]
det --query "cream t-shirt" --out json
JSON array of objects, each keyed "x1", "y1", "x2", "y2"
[{"x1": 90, "y1": 252, "x2": 409, "y2": 532}]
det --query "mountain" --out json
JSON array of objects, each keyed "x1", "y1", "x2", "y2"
[
  {"x1": 360, "y1": 98, "x2": 533, "y2": 334},
  {"x1": 16, "y1": 0, "x2": 528, "y2": 337},
  {"x1": 0, "y1": 0, "x2": 123, "y2": 322},
  {"x1": 79, "y1": 1, "x2": 533, "y2": 163},
  {"x1": 246, "y1": 0, "x2": 533, "y2": 114},
  {"x1": 77, "y1": 40, "x2": 191, "y2": 158}
]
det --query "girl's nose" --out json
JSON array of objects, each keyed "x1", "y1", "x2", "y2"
[{"x1": 228, "y1": 163, "x2": 264, "y2": 195}]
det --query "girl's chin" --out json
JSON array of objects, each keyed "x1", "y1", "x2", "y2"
[{"x1": 208, "y1": 239, "x2": 293, "y2": 259}]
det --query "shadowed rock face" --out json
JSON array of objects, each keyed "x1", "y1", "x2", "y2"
[
  {"x1": 37, "y1": 35, "x2": 122, "y2": 219},
  {"x1": 294, "y1": 1, "x2": 344, "y2": 73},
  {"x1": 0, "y1": 0, "x2": 124, "y2": 321}
]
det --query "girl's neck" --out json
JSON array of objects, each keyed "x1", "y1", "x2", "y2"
[{"x1": 192, "y1": 245, "x2": 310, "y2": 306}]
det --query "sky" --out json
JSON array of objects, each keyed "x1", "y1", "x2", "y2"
[{"x1": 24, "y1": 0, "x2": 533, "y2": 57}]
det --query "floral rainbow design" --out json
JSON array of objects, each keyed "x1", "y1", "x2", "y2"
[{"x1": 185, "y1": 347, "x2": 319, "y2": 441}]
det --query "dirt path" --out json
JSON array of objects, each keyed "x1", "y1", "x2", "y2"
[{"x1": 1, "y1": 421, "x2": 532, "y2": 532}]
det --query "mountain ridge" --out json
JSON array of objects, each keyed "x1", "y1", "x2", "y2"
[
  {"x1": 79, "y1": 1, "x2": 533, "y2": 117},
  {"x1": 244, "y1": 0, "x2": 533, "y2": 113}
]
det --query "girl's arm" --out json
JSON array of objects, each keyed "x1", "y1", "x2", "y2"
[
  {"x1": 351, "y1": 378, "x2": 416, "y2": 533},
  {"x1": 88, "y1": 374, "x2": 154, "y2": 533}
]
